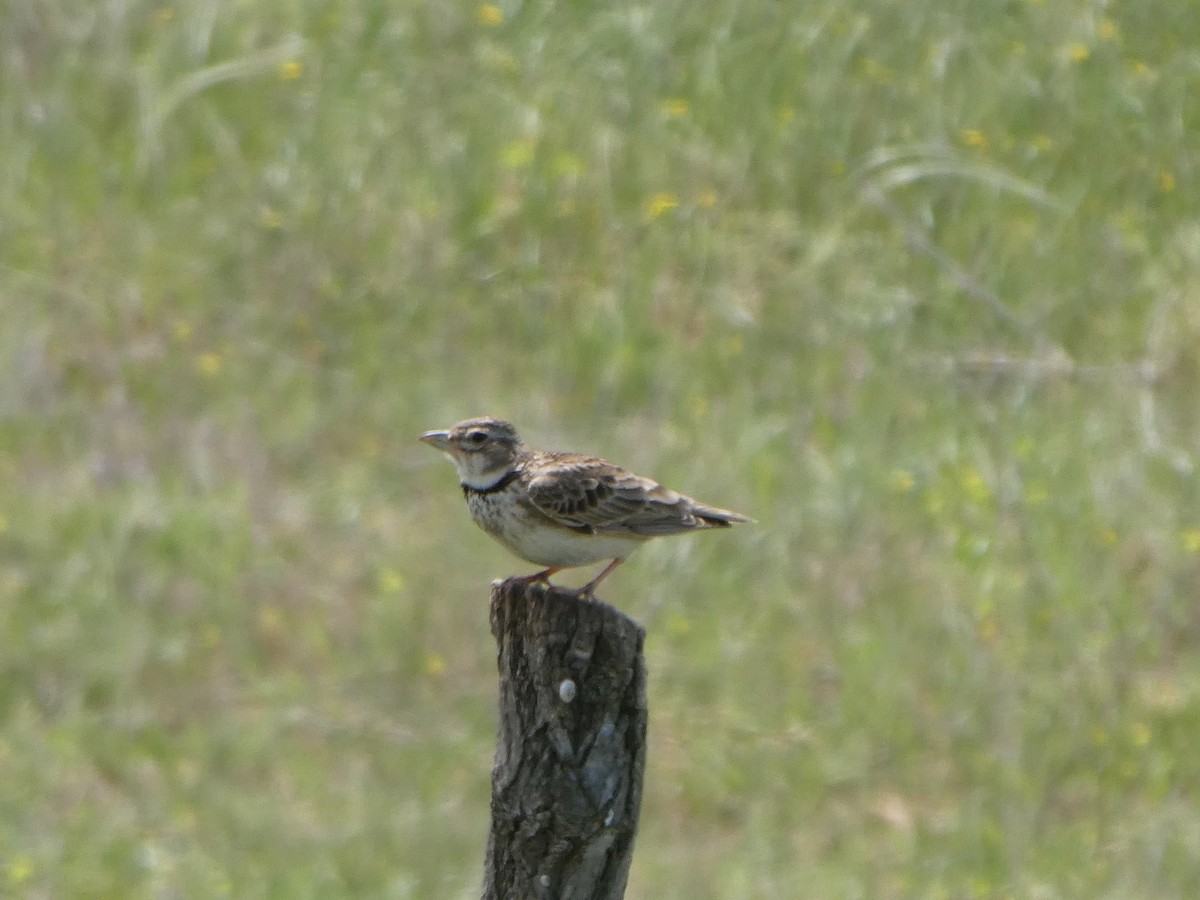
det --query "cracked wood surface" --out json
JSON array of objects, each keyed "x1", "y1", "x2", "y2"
[{"x1": 484, "y1": 578, "x2": 647, "y2": 900}]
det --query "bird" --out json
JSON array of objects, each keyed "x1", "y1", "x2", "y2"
[{"x1": 420, "y1": 416, "x2": 751, "y2": 597}]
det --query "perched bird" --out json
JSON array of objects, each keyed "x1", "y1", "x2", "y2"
[{"x1": 420, "y1": 417, "x2": 751, "y2": 596}]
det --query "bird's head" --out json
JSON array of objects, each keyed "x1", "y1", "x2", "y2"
[{"x1": 420, "y1": 417, "x2": 522, "y2": 489}]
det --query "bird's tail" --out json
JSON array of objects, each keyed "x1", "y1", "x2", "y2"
[{"x1": 690, "y1": 502, "x2": 753, "y2": 527}]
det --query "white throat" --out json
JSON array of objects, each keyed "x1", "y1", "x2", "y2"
[{"x1": 454, "y1": 461, "x2": 513, "y2": 491}]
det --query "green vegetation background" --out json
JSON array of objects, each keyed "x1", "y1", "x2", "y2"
[{"x1": 3, "y1": 0, "x2": 1199, "y2": 896}]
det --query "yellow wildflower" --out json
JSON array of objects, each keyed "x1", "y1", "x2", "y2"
[
  {"x1": 660, "y1": 98, "x2": 689, "y2": 118},
  {"x1": 477, "y1": 4, "x2": 503, "y2": 26},
  {"x1": 500, "y1": 139, "x2": 535, "y2": 169},
  {"x1": 960, "y1": 129, "x2": 988, "y2": 151},
  {"x1": 378, "y1": 568, "x2": 405, "y2": 593},
  {"x1": 646, "y1": 192, "x2": 679, "y2": 219},
  {"x1": 1181, "y1": 529, "x2": 1200, "y2": 552},
  {"x1": 1066, "y1": 43, "x2": 1090, "y2": 63},
  {"x1": 6, "y1": 857, "x2": 33, "y2": 885},
  {"x1": 195, "y1": 352, "x2": 222, "y2": 377}
]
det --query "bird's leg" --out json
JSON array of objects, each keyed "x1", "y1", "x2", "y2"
[
  {"x1": 511, "y1": 567, "x2": 562, "y2": 587},
  {"x1": 577, "y1": 558, "x2": 625, "y2": 599}
]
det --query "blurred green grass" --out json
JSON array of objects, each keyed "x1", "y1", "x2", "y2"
[{"x1": 3, "y1": 0, "x2": 1200, "y2": 896}]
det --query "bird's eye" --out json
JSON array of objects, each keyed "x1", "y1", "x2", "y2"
[{"x1": 468, "y1": 431, "x2": 487, "y2": 444}]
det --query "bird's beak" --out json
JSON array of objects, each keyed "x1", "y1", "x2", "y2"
[{"x1": 419, "y1": 430, "x2": 452, "y2": 451}]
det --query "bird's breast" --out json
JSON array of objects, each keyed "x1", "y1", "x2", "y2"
[{"x1": 465, "y1": 489, "x2": 644, "y2": 567}]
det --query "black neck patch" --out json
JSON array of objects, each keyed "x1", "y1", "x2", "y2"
[{"x1": 462, "y1": 469, "x2": 519, "y2": 498}]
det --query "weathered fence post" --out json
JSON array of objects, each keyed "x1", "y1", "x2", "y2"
[{"x1": 484, "y1": 578, "x2": 647, "y2": 900}]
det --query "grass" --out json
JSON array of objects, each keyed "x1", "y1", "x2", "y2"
[{"x1": 3, "y1": 0, "x2": 1200, "y2": 896}]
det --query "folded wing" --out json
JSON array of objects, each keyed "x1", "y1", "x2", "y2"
[{"x1": 524, "y1": 455, "x2": 750, "y2": 537}]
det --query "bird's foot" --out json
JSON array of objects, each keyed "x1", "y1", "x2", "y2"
[
  {"x1": 510, "y1": 567, "x2": 561, "y2": 588},
  {"x1": 573, "y1": 558, "x2": 625, "y2": 600}
]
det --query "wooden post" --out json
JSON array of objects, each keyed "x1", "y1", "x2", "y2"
[{"x1": 484, "y1": 578, "x2": 647, "y2": 900}]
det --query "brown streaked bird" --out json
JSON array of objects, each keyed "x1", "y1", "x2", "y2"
[{"x1": 420, "y1": 417, "x2": 751, "y2": 597}]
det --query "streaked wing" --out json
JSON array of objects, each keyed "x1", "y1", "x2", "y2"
[{"x1": 524, "y1": 454, "x2": 738, "y2": 537}]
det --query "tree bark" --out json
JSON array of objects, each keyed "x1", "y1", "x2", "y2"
[{"x1": 483, "y1": 578, "x2": 647, "y2": 900}]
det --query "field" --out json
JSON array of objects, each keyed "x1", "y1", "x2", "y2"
[{"x1": 3, "y1": 0, "x2": 1200, "y2": 896}]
